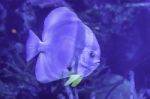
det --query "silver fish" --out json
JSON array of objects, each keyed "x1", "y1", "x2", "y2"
[{"x1": 26, "y1": 7, "x2": 101, "y2": 84}]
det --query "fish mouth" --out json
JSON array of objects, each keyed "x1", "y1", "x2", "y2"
[
  {"x1": 94, "y1": 60, "x2": 100, "y2": 64},
  {"x1": 94, "y1": 61, "x2": 100, "y2": 66}
]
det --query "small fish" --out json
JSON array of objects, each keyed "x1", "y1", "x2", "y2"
[{"x1": 26, "y1": 7, "x2": 101, "y2": 86}]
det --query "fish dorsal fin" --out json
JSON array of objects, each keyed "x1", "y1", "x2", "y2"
[{"x1": 42, "y1": 7, "x2": 79, "y2": 42}]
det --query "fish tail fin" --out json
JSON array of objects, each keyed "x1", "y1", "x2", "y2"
[{"x1": 26, "y1": 30, "x2": 41, "y2": 61}]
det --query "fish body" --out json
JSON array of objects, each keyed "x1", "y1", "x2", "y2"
[{"x1": 26, "y1": 7, "x2": 100, "y2": 84}]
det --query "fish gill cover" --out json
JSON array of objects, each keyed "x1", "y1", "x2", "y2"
[{"x1": 0, "y1": 0, "x2": 150, "y2": 99}]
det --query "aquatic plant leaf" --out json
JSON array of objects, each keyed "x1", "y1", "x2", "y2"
[
  {"x1": 71, "y1": 76, "x2": 83, "y2": 87},
  {"x1": 64, "y1": 74, "x2": 81, "y2": 86}
]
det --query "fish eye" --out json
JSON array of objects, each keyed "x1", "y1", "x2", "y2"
[{"x1": 89, "y1": 51, "x2": 95, "y2": 58}]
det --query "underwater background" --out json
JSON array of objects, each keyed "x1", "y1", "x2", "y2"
[{"x1": 0, "y1": 0, "x2": 150, "y2": 99}]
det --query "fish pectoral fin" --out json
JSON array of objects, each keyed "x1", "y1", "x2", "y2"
[{"x1": 64, "y1": 74, "x2": 81, "y2": 87}]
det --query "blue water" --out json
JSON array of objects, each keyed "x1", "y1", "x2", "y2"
[{"x1": 0, "y1": 0, "x2": 150, "y2": 99}]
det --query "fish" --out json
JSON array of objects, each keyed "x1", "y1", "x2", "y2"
[{"x1": 26, "y1": 7, "x2": 101, "y2": 86}]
